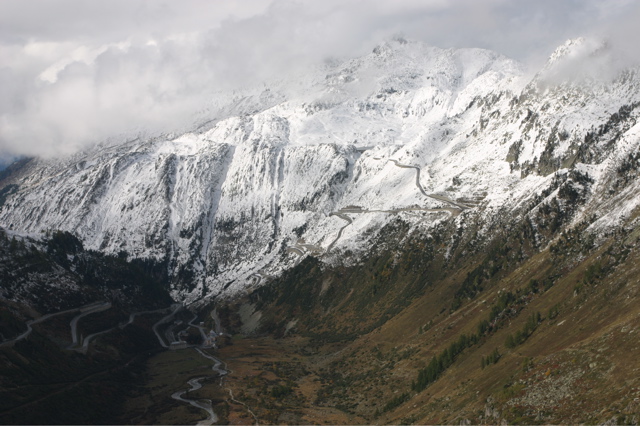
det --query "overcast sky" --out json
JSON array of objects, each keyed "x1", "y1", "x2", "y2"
[{"x1": 1, "y1": 0, "x2": 639, "y2": 159}]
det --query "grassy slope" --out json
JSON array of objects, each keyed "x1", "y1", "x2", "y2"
[{"x1": 218, "y1": 209, "x2": 640, "y2": 425}]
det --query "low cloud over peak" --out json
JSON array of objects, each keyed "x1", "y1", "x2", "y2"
[{"x1": 1, "y1": 0, "x2": 639, "y2": 159}]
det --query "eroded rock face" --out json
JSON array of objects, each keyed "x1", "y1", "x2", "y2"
[{"x1": 2, "y1": 38, "x2": 640, "y2": 302}]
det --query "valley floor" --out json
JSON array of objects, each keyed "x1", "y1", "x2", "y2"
[
  {"x1": 212, "y1": 311, "x2": 640, "y2": 425},
  {"x1": 218, "y1": 335, "x2": 366, "y2": 425}
]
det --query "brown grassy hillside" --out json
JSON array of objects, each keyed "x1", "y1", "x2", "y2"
[{"x1": 216, "y1": 209, "x2": 640, "y2": 425}]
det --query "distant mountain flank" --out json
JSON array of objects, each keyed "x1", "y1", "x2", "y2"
[
  {"x1": 1, "y1": 38, "x2": 639, "y2": 305},
  {"x1": 2, "y1": 37, "x2": 640, "y2": 425}
]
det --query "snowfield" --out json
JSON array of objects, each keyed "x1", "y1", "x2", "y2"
[{"x1": 2, "y1": 38, "x2": 640, "y2": 302}]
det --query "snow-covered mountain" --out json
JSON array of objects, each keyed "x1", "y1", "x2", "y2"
[{"x1": 2, "y1": 38, "x2": 640, "y2": 302}]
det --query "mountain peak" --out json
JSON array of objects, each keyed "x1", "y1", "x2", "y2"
[
  {"x1": 2, "y1": 37, "x2": 640, "y2": 301},
  {"x1": 540, "y1": 37, "x2": 616, "y2": 83},
  {"x1": 547, "y1": 37, "x2": 589, "y2": 64}
]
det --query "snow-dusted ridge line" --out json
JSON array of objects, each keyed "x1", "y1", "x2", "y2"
[{"x1": 2, "y1": 38, "x2": 640, "y2": 301}]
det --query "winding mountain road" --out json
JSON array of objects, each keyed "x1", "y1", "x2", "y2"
[
  {"x1": 249, "y1": 272, "x2": 270, "y2": 287},
  {"x1": 326, "y1": 212, "x2": 353, "y2": 253},
  {"x1": 171, "y1": 309, "x2": 259, "y2": 425},
  {"x1": 78, "y1": 326, "x2": 116, "y2": 353},
  {"x1": 171, "y1": 375, "x2": 218, "y2": 426},
  {"x1": 74, "y1": 307, "x2": 174, "y2": 354},
  {"x1": 197, "y1": 348, "x2": 259, "y2": 424},
  {"x1": 187, "y1": 314, "x2": 211, "y2": 345},
  {"x1": 286, "y1": 157, "x2": 470, "y2": 257},
  {"x1": 120, "y1": 307, "x2": 173, "y2": 329},
  {"x1": 152, "y1": 303, "x2": 183, "y2": 348},
  {"x1": 287, "y1": 239, "x2": 324, "y2": 257},
  {"x1": 387, "y1": 159, "x2": 430, "y2": 197},
  {"x1": 1, "y1": 301, "x2": 182, "y2": 353},
  {"x1": 0, "y1": 304, "x2": 92, "y2": 348},
  {"x1": 201, "y1": 314, "x2": 259, "y2": 425},
  {"x1": 2, "y1": 300, "x2": 245, "y2": 425},
  {"x1": 386, "y1": 159, "x2": 469, "y2": 210},
  {"x1": 68, "y1": 302, "x2": 112, "y2": 349},
  {"x1": 285, "y1": 246, "x2": 305, "y2": 256}
]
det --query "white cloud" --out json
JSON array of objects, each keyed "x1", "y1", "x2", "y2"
[{"x1": 0, "y1": 0, "x2": 639, "y2": 159}]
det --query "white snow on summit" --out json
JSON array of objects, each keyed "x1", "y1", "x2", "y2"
[{"x1": 2, "y1": 38, "x2": 640, "y2": 301}]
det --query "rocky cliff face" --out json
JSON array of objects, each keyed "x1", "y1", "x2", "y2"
[{"x1": 2, "y1": 38, "x2": 640, "y2": 302}]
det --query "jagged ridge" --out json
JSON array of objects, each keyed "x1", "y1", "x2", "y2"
[{"x1": 1, "y1": 38, "x2": 640, "y2": 304}]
